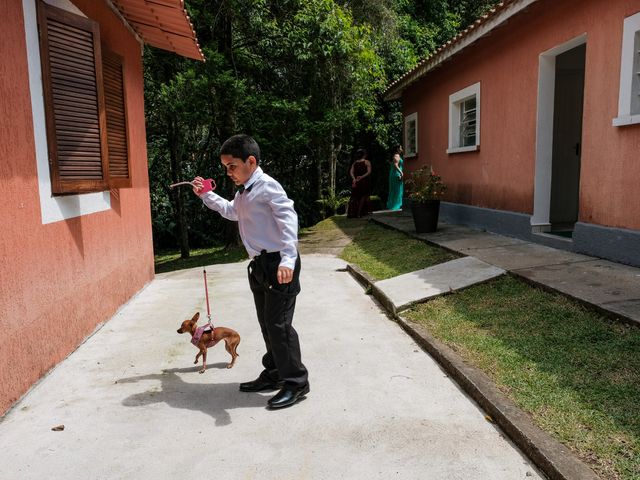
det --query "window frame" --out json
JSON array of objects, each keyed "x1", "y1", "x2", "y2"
[
  {"x1": 37, "y1": 0, "x2": 110, "y2": 195},
  {"x1": 404, "y1": 112, "x2": 418, "y2": 157},
  {"x1": 36, "y1": 1, "x2": 131, "y2": 194},
  {"x1": 447, "y1": 82, "x2": 481, "y2": 154},
  {"x1": 613, "y1": 11, "x2": 640, "y2": 127}
]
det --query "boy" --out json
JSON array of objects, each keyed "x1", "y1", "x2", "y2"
[{"x1": 192, "y1": 134, "x2": 309, "y2": 409}]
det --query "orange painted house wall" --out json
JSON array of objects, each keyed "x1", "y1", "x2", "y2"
[
  {"x1": 0, "y1": 0, "x2": 154, "y2": 414},
  {"x1": 403, "y1": 0, "x2": 640, "y2": 230}
]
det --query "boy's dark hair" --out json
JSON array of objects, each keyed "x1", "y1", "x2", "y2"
[{"x1": 220, "y1": 134, "x2": 261, "y2": 164}]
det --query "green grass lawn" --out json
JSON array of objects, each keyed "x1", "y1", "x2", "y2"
[
  {"x1": 404, "y1": 277, "x2": 640, "y2": 480},
  {"x1": 335, "y1": 218, "x2": 639, "y2": 480},
  {"x1": 154, "y1": 245, "x2": 247, "y2": 273},
  {"x1": 340, "y1": 221, "x2": 459, "y2": 280}
]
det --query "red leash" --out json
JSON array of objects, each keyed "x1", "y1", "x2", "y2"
[{"x1": 203, "y1": 268, "x2": 213, "y2": 327}]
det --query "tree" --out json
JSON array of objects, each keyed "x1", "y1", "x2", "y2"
[{"x1": 144, "y1": 0, "x2": 500, "y2": 252}]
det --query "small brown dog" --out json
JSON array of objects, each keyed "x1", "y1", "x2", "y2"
[{"x1": 177, "y1": 312, "x2": 240, "y2": 373}]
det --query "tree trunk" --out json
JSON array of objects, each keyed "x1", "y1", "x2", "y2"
[
  {"x1": 316, "y1": 146, "x2": 323, "y2": 201},
  {"x1": 328, "y1": 81, "x2": 341, "y2": 204},
  {"x1": 329, "y1": 127, "x2": 337, "y2": 200},
  {"x1": 168, "y1": 117, "x2": 190, "y2": 259}
]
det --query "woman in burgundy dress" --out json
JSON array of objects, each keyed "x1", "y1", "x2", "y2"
[{"x1": 347, "y1": 149, "x2": 372, "y2": 218}]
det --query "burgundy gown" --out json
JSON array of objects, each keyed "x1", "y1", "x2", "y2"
[{"x1": 347, "y1": 160, "x2": 371, "y2": 218}]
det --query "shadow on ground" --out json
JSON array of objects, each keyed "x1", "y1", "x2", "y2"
[{"x1": 118, "y1": 366, "x2": 268, "y2": 426}]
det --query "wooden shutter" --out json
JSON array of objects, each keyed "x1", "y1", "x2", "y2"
[
  {"x1": 37, "y1": 1, "x2": 109, "y2": 194},
  {"x1": 102, "y1": 50, "x2": 131, "y2": 188}
]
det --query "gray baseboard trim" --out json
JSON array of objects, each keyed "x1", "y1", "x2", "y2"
[
  {"x1": 439, "y1": 202, "x2": 532, "y2": 239},
  {"x1": 439, "y1": 202, "x2": 640, "y2": 268},
  {"x1": 573, "y1": 222, "x2": 640, "y2": 267}
]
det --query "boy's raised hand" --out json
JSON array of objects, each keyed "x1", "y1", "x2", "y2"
[
  {"x1": 277, "y1": 266, "x2": 293, "y2": 284},
  {"x1": 192, "y1": 176, "x2": 204, "y2": 195}
]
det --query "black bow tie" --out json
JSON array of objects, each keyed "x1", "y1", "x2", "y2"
[{"x1": 238, "y1": 184, "x2": 254, "y2": 194}]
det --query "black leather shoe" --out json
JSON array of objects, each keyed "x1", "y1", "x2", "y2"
[
  {"x1": 267, "y1": 383, "x2": 310, "y2": 409},
  {"x1": 239, "y1": 377, "x2": 283, "y2": 392}
]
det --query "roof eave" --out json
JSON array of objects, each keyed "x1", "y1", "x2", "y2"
[{"x1": 109, "y1": 0, "x2": 204, "y2": 61}]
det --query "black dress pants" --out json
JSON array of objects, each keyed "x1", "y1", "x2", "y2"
[{"x1": 248, "y1": 251, "x2": 308, "y2": 388}]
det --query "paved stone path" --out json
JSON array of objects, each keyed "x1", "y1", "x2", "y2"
[
  {"x1": 373, "y1": 210, "x2": 640, "y2": 325},
  {"x1": 374, "y1": 257, "x2": 505, "y2": 312}
]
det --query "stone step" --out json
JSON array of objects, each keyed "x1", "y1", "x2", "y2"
[{"x1": 374, "y1": 256, "x2": 506, "y2": 312}]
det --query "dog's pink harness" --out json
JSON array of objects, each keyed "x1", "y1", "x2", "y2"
[{"x1": 191, "y1": 324, "x2": 217, "y2": 348}]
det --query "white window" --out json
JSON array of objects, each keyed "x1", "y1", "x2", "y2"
[
  {"x1": 404, "y1": 112, "x2": 418, "y2": 157},
  {"x1": 447, "y1": 82, "x2": 481, "y2": 153},
  {"x1": 613, "y1": 12, "x2": 640, "y2": 126}
]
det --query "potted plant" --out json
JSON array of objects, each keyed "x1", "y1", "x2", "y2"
[{"x1": 406, "y1": 166, "x2": 447, "y2": 233}]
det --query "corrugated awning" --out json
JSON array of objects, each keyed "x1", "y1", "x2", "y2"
[{"x1": 111, "y1": 0, "x2": 204, "y2": 61}]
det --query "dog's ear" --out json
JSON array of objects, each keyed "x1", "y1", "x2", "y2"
[{"x1": 191, "y1": 312, "x2": 200, "y2": 322}]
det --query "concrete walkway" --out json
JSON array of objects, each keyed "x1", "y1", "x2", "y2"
[
  {"x1": 372, "y1": 210, "x2": 640, "y2": 326},
  {"x1": 0, "y1": 256, "x2": 542, "y2": 480},
  {"x1": 374, "y1": 256, "x2": 505, "y2": 312}
]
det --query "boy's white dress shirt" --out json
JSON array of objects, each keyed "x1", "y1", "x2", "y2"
[{"x1": 200, "y1": 167, "x2": 299, "y2": 269}]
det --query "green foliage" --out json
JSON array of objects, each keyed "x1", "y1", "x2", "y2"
[
  {"x1": 406, "y1": 165, "x2": 447, "y2": 202},
  {"x1": 145, "y1": 0, "x2": 500, "y2": 250},
  {"x1": 316, "y1": 193, "x2": 350, "y2": 218}
]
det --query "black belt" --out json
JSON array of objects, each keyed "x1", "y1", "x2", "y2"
[{"x1": 253, "y1": 250, "x2": 280, "y2": 260}]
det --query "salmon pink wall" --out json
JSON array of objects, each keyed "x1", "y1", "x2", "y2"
[
  {"x1": 0, "y1": 0, "x2": 154, "y2": 415},
  {"x1": 403, "y1": 0, "x2": 640, "y2": 230}
]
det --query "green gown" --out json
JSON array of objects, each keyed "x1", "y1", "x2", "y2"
[{"x1": 386, "y1": 157, "x2": 404, "y2": 210}]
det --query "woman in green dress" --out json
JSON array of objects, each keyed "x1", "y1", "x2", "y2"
[{"x1": 386, "y1": 145, "x2": 404, "y2": 210}]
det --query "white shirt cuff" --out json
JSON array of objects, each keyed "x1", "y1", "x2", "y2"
[{"x1": 279, "y1": 253, "x2": 297, "y2": 270}]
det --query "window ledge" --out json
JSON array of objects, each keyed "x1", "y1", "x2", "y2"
[
  {"x1": 612, "y1": 115, "x2": 640, "y2": 127},
  {"x1": 446, "y1": 145, "x2": 479, "y2": 154}
]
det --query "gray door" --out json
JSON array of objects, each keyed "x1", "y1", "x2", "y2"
[{"x1": 549, "y1": 44, "x2": 586, "y2": 232}]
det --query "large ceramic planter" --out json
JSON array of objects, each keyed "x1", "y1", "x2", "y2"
[{"x1": 411, "y1": 199, "x2": 440, "y2": 233}]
